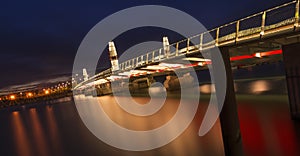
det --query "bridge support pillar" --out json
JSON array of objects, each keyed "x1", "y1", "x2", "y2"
[
  {"x1": 282, "y1": 43, "x2": 300, "y2": 120},
  {"x1": 210, "y1": 47, "x2": 243, "y2": 156}
]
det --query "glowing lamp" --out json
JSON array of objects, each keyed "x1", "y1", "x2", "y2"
[
  {"x1": 9, "y1": 95, "x2": 16, "y2": 100},
  {"x1": 45, "y1": 90, "x2": 50, "y2": 95}
]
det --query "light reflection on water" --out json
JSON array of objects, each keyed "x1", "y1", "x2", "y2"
[
  {"x1": 238, "y1": 97, "x2": 300, "y2": 156},
  {"x1": 76, "y1": 95, "x2": 224, "y2": 155},
  {"x1": 3, "y1": 78, "x2": 299, "y2": 156},
  {"x1": 199, "y1": 77, "x2": 287, "y2": 95},
  {"x1": 7, "y1": 96, "x2": 225, "y2": 156},
  {"x1": 199, "y1": 84, "x2": 215, "y2": 94},
  {"x1": 11, "y1": 111, "x2": 33, "y2": 156},
  {"x1": 44, "y1": 106, "x2": 64, "y2": 156},
  {"x1": 250, "y1": 80, "x2": 270, "y2": 94},
  {"x1": 10, "y1": 106, "x2": 64, "y2": 156},
  {"x1": 28, "y1": 108, "x2": 50, "y2": 156}
]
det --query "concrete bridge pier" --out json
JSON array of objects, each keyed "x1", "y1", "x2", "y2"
[
  {"x1": 282, "y1": 43, "x2": 300, "y2": 120},
  {"x1": 210, "y1": 47, "x2": 243, "y2": 156}
]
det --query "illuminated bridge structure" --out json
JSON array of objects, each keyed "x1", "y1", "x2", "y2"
[
  {"x1": 74, "y1": 1, "x2": 300, "y2": 155},
  {"x1": 75, "y1": 1, "x2": 298, "y2": 88}
]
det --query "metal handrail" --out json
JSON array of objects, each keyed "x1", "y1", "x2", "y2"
[{"x1": 76, "y1": 1, "x2": 299, "y2": 88}]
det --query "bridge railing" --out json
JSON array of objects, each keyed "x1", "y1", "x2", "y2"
[
  {"x1": 119, "y1": 1, "x2": 299, "y2": 72},
  {"x1": 77, "y1": 1, "x2": 300, "y2": 88},
  {"x1": 265, "y1": 1, "x2": 296, "y2": 29}
]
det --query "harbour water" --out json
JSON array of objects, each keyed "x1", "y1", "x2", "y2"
[{"x1": 0, "y1": 77, "x2": 299, "y2": 156}]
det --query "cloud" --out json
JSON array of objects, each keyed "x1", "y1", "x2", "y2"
[{"x1": 0, "y1": 75, "x2": 70, "y2": 95}]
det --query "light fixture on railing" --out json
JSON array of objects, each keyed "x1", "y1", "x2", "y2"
[
  {"x1": 254, "y1": 52, "x2": 262, "y2": 58},
  {"x1": 198, "y1": 62, "x2": 205, "y2": 66},
  {"x1": 260, "y1": 31, "x2": 265, "y2": 36}
]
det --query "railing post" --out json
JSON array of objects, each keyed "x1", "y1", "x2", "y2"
[
  {"x1": 152, "y1": 51, "x2": 155, "y2": 62},
  {"x1": 295, "y1": 0, "x2": 300, "y2": 28},
  {"x1": 216, "y1": 28, "x2": 220, "y2": 46},
  {"x1": 261, "y1": 11, "x2": 266, "y2": 37},
  {"x1": 141, "y1": 55, "x2": 144, "y2": 63},
  {"x1": 236, "y1": 20, "x2": 240, "y2": 43},
  {"x1": 163, "y1": 37, "x2": 170, "y2": 58},
  {"x1": 200, "y1": 33, "x2": 203, "y2": 51},
  {"x1": 132, "y1": 59, "x2": 134, "y2": 68},
  {"x1": 146, "y1": 53, "x2": 149, "y2": 64},
  {"x1": 166, "y1": 45, "x2": 169, "y2": 58},
  {"x1": 176, "y1": 42, "x2": 179, "y2": 56},
  {"x1": 159, "y1": 49, "x2": 162, "y2": 60},
  {"x1": 187, "y1": 38, "x2": 190, "y2": 53},
  {"x1": 136, "y1": 57, "x2": 139, "y2": 66}
]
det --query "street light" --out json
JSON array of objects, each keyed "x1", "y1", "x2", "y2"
[
  {"x1": 44, "y1": 90, "x2": 50, "y2": 95},
  {"x1": 27, "y1": 92, "x2": 33, "y2": 98},
  {"x1": 9, "y1": 95, "x2": 16, "y2": 100}
]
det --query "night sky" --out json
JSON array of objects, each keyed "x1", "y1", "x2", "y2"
[{"x1": 0, "y1": 0, "x2": 291, "y2": 89}]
